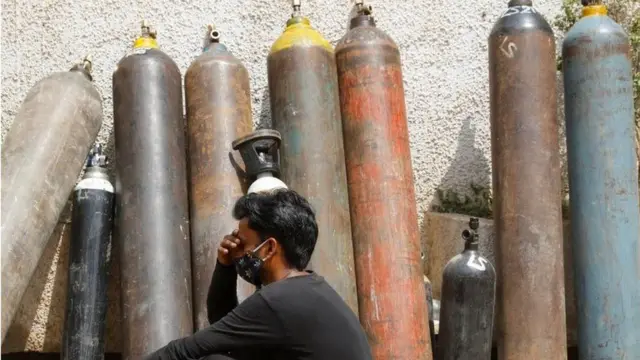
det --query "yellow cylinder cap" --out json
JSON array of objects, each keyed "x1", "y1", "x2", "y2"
[
  {"x1": 270, "y1": 16, "x2": 333, "y2": 54},
  {"x1": 133, "y1": 20, "x2": 159, "y2": 49},
  {"x1": 582, "y1": 4, "x2": 607, "y2": 17}
]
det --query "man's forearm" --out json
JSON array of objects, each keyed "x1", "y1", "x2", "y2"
[
  {"x1": 207, "y1": 260, "x2": 239, "y2": 324},
  {"x1": 146, "y1": 292, "x2": 283, "y2": 360}
]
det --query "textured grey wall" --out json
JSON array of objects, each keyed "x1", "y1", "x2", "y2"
[{"x1": 1, "y1": 0, "x2": 563, "y2": 218}]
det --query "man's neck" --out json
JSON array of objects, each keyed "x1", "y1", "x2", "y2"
[{"x1": 263, "y1": 268, "x2": 307, "y2": 286}]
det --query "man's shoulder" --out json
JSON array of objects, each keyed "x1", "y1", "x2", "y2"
[{"x1": 258, "y1": 273, "x2": 326, "y2": 301}]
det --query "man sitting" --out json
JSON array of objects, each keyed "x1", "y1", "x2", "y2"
[{"x1": 146, "y1": 189, "x2": 372, "y2": 360}]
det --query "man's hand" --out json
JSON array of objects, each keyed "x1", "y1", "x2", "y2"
[{"x1": 218, "y1": 230, "x2": 243, "y2": 266}]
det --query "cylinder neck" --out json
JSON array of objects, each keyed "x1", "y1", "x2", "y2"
[
  {"x1": 462, "y1": 217, "x2": 481, "y2": 252},
  {"x1": 83, "y1": 166, "x2": 109, "y2": 180},
  {"x1": 287, "y1": 16, "x2": 311, "y2": 27},
  {"x1": 582, "y1": 4, "x2": 607, "y2": 17},
  {"x1": 83, "y1": 144, "x2": 109, "y2": 179},
  {"x1": 69, "y1": 57, "x2": 93, "y2": 81},
  {"x1": 350, "y1": 15, "x2": 375, "y2": 29},
  {"x1": 508, "y1": 0, "x2": 533, "y2": 6},
  {"x1": 256, "y1": 172, "x2": 274, "y2": 179},
  {"x1": 464, "y1": 241, "x2": 479, "y2": 251},
  {"x1": 288, "y1": 0, "x2": 310, "y2": 27},
  {"x1": 204, "y1": 42, "x2": 228, "y2": 53}
]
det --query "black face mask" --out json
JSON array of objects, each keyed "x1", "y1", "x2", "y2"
[{"x1": 234, "y1": 241, "x2": 268, "y2": 287}]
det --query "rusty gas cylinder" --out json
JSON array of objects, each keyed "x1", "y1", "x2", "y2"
[
  {"x1": 489, "y1": 1, "x2": 567, "y2": 359},
  {"x1": 335, "y1": 1, "x2": 432, "y2": 359},
  {"x1": 185, "y1": 25, "x2": 254, "y2": 331}
]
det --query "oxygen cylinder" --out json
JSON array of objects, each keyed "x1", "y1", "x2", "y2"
[
  {"x1": 185, "y1": 25, "x2": 254, "y2": 330},
  {"x1": 232, "y1": 129, "x2": 288, "y2": 195},
  {"x1": 1, "y1": 56, "x2": 103, "y2": 340},
  {"x1": 438, "y1": 218, "x2": 496, "y2": 360},
  {"x1": 61, "y1": 144, "x2": 114, "y2": 360},
  {"x1": 488, "y1": 1, "x2": 567, "y2": 358},
  {"x1": 267, "y1": 0, "x2": 358, "y2": 313},
  {"x1": 113, "y1": 21, "x2": 193, "y2": 357},
  {"x1": 335, "y1": 1, "x2": 431, "y2": 357},
  {"x1": 562, "y1": 1, "x2": 640, "y2": 357}
]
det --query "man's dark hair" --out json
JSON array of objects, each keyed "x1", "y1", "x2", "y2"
[{"x1": 232, "y1": 189, "x2": 318, "y2": 270}]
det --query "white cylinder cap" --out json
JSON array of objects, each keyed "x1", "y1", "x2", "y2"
[{"x1": 247, "y1": 176, "x2": 288, "y2": 194}]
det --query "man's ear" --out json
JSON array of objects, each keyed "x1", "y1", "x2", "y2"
[{"x1": 263, "y1": 237, "x2": 278, "y2": 261}]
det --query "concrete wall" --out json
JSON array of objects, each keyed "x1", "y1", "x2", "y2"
[
  {"x1": 1, "y1": 0, "x2": 565, "y2": 215},
  {"x1": 1, "y1": 0, "x2": 567, "y2": 353}
]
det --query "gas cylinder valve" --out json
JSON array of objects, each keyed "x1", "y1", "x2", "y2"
[
  {"x1": 291, "y1": 0, "x2": 302, "y2": 18},
  {"x1": 207, "y1": 24, "x2": 220, "y2": 43},
  {"x1": 462, "y1": 217, "x2": 480, "y2": 245},
  {"x1": 70, "y1": 55, "x2": 94, "y2": 80},
  {"x1": 87, "y1": 144, "x2": 108, "y2": 168},
  {"x1": 354, "y1": 0, "x2": 372, "y2": 16},
  {"x1": 140, "y1": 20, "x2": 157, "y2": 39}
]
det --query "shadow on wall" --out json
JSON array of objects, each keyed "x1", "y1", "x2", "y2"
[{"x1": 429, "y1": 117, "x2": 492, "y2": 219}]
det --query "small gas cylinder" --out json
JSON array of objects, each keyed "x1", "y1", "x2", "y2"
[
  {"x1": 438, "y1": 218, "x2": 496, "y2": 360},
  {"x1": 61, "y1": 144, "x2": 114, "y2": 360}
]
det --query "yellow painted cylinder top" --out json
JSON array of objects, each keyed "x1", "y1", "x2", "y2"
[
  {"x1": 269, "y1": 16, "x2": 333, "y2": 55},
  {"x1": 133, "y1": 35, "x2": 158, "y2": 49},
  {"x1": 582, "y1": 4, "x2": 607, "y2": 17}
]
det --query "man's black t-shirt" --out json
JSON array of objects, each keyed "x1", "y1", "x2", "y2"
[{"x1": 146, "y1": 266, "x2": 372, "y2": 360}]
